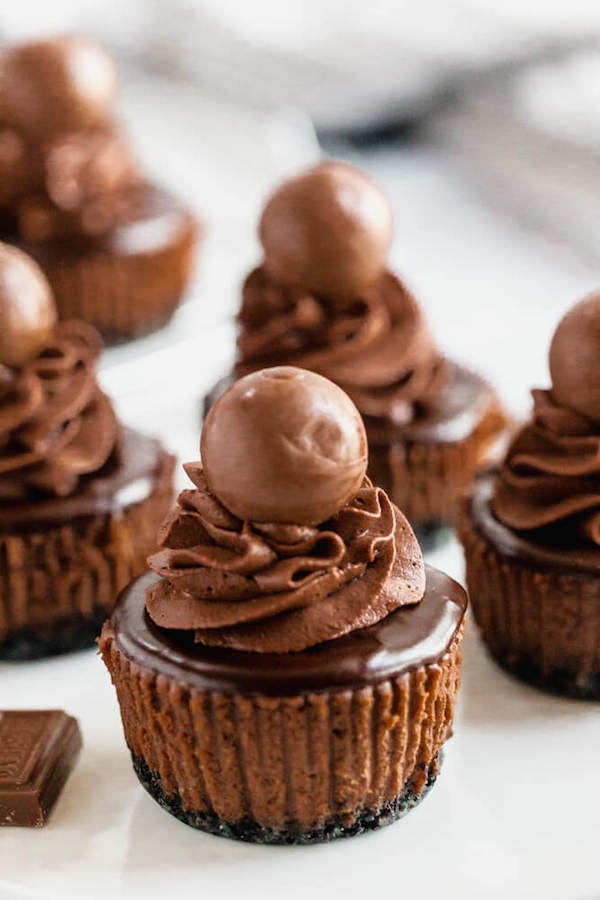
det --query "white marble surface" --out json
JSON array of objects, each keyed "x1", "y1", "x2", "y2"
[{"x1": 2, "y1": 85, "x2": 600, "y2": 900}]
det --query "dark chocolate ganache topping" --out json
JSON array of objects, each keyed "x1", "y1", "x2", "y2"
[
  {"x1": 146, "y1": 465, "x2": 425, "y2": 653},
  {"x1": 113, "y1": 565, "x2": 466, "y2": 695},
  {"x1": 237, "y1": 268, "x2": 448, "y2": 426},
  {"x1": 0, "y1": 320, "x2": 119, "y2": 499},
  {"x1": 494, "y1": 389, "x2": 600, "y2": 544}
]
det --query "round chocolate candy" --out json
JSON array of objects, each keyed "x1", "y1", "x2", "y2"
[
  {"x1": 2, "y1": 36, "x2": 117, "y2": 137},
  {"x1": 259, "y1": 161, "x2": 392, "y2": 301},
  {"x1": 0, "y1": 244, "x2": 57, "y2": 367},
  {"x1": 549, "y1": 293, "x2": 600, "y2": 422},
  {"x1": 201, "y1": 366, "x2": 368, "y2": 524}
]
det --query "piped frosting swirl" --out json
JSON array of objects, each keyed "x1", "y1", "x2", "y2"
[
  {"x1": 146, "y1": 466, "x2": 425, "y2": 653},
  {"x1": 494, "y1": 389, "x2": 600, "y2": 544},
  {"x1": 0, "y1": 320, "x2": 119, "y2": 498},
  {"x1": 237, "y1": 269, "x2": 448, "y2": 426}
]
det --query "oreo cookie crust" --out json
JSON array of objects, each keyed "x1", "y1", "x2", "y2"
[{"x1": 132, "y1": 752, "x2": 442, "y2": 845}]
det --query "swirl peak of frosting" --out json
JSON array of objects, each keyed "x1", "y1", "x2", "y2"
[
  {"x1": 146, "y1": 464, "x2": 424, "y2": 653},
  {"x1": 0, "y1": 319, "x2": 119, "y2": 499}
]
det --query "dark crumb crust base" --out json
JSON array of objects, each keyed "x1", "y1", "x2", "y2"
[
  {"x1": 0, "y1": 607, "x2": 108, "y2": 661},
  {"x1": 132, "y1": 751, "x2": 441, "y2": 845}
]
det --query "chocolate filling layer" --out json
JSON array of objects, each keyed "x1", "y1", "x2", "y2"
[{"x1": 109, "y1": 564, "x2": 466, "y2": 695}]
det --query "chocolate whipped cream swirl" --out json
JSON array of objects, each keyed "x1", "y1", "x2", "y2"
[
  {"x1": 0, "y1": 320, "x2": 119, "y2": 499},
  {"x1": 494, "y1": 389, "x2": 600, "y2": 544},
  {"x1": 146, "y1": 465, "x2": 425, "y2": 653},
  {"x1": 237, "y1": 268, "x2": 448, "y2": 426}
]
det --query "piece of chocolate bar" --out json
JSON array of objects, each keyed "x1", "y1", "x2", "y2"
[{"x1": 0, "y1": 710, "x2": 82, "y2": 826}]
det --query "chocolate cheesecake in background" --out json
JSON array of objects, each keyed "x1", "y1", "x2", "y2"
[
  {"x1": 100, "y1": 366, "x2": 467, "y2": 844},
  {"x1": 0, "y1": 244, "x2": 174, "y2": 660},
  {"x1": 460, "y1": 292, "x2": 600, "y2": 699},
  {"x1": 205, "y1": 161, "x2": 507, "y2": 548},
  {"x1": 0, "y1": 36, "x2": 198, "y2": 343}
]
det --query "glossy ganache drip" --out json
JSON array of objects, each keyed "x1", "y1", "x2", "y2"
[
  {"x1": 494, "y1": 389, "x2": 600, "y2": 544},
  {"x1": 0, "y1": 320, "x2": 119, "y2": 498},
  {"x1": 237, "y1": 268, "x2": 448, "y2": 425},
  {"x1": 146, "y1": 465, "x2": 425, "y2": 653}
]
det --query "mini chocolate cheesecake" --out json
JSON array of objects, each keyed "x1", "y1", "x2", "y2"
[
  {"x1": 101, "y1": 366, "x2": 467, "y2": 843},
  {"x1": 204, "y1": 162, "x2": 507, "y2": 548},
  {"x1": 0, "y1": 245, "x2": 174, "y2": 659},
  {"x1": 0, "y1": 36, "x2": 198, "y2": 343},
  {"x1": 460, "y1": 293, "x2": 600, "y2": 699}
]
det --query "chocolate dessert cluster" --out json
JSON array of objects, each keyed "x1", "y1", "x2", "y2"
[
  {"x1": 7, "y1": 32, "x2": 600, "y2": 853},
  {"x1": 460, "y1": 293, "x2": 600, "y2": 699},
  {"x1": 0, "y1": 37, "x2": 198, "y2": 342},
  {"x1": 0, "y1": 243, "x2": 174, "y2": 659},
  {"x1": 101, "y1": 366, "x2": 467, "y2": 843},
  {"x1": 207, "y1": 161, "x2": 507, "y2": 543},
  {"x1": 0, "y1": 38, "x2": 133, "y2": 240},
  {"x1": 495, "y1": 294, "x2": 600, "y2": 542},
  {"x1": 0, "y1": 244, "x2": 118, "y2": 498},
  {"x1": 238, "y1": 163, "x2": 447, "y2": 426}
]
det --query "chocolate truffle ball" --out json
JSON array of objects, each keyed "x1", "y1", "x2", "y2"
[
  {"x1": 201, "y1": 367, "x2": 368, "y2": 524},
  {"x1": 0, "y1": 244, "x2": 57, "y2": 367},
  {"x1": 1, "y1": 37, "x2": 117, "y2": 138},
  {"x1": 259, "y1": 162, "x2": 392, "y2": 301},
  {"x1": 549, "y1": 293, "x2": 600, "y2": 422}
]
